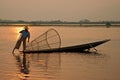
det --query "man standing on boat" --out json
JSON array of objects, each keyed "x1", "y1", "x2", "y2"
[{"x1": 12, "y1": 26, "x2": 30, "y2": 54}]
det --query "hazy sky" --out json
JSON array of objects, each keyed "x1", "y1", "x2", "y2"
[{"x1": 0, "y1": 0, "x2": 120, "y2": 21}]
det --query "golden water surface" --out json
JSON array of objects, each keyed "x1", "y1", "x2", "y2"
[{"x1": 0, "y1": 26, "x2": 120, "y2": 80}]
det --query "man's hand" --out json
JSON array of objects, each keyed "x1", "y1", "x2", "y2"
[{"x1": 28, "y1": 40, "x2": 29, "y2": 43}]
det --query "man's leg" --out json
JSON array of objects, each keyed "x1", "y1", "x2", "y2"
[{"x1": 23, "y1": 39, "x2": 26, "y2": 51}]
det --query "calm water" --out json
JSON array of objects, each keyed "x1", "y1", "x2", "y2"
[{"x1": 0, "y1": 26, "x2": 120, "y2": 80}]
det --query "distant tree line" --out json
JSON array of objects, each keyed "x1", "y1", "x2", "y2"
[{"x1": 0, "y1": 19, "x2": 120, "y2": 26}]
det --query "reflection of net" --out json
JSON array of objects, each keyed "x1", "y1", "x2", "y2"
[
  {"x1": 26, "y1": 28, "x2": 61, "y2": 51},
  {"x1": 30, "y1": 53, "x2": 61, "y2": 68}
]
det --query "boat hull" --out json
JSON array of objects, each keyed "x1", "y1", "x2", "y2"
[{"x1": 23, "y1": 39, "x2": 110, "y2": 53}]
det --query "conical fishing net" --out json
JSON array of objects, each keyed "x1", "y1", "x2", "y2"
[{"x1": 26, "y1": 28, "x2": 61, "y2": 51}]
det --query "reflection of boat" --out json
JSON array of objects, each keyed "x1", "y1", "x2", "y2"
[{"x1": 24, "y1": 39, "x2": 110, "y2": 53}]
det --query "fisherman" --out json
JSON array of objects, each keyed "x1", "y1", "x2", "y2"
[{"x1": 12, "y1": 26, "x2": 30, "y2": 54}]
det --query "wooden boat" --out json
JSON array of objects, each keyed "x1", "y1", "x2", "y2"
[{"x1": 23, "y1": 39, "x2": 110, "y2": 53}]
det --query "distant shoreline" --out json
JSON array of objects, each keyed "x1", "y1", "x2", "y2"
[{"x1": 0, "y1": 24, "x2": 120, "y2": 27}]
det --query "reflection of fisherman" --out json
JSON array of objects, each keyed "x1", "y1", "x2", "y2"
[
  {"x1": 15, "y1": 53, "x2": 30, "y2": 74},
  {"x1": 12, "y1": 26, "x2": 30, "y2": 54}
]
